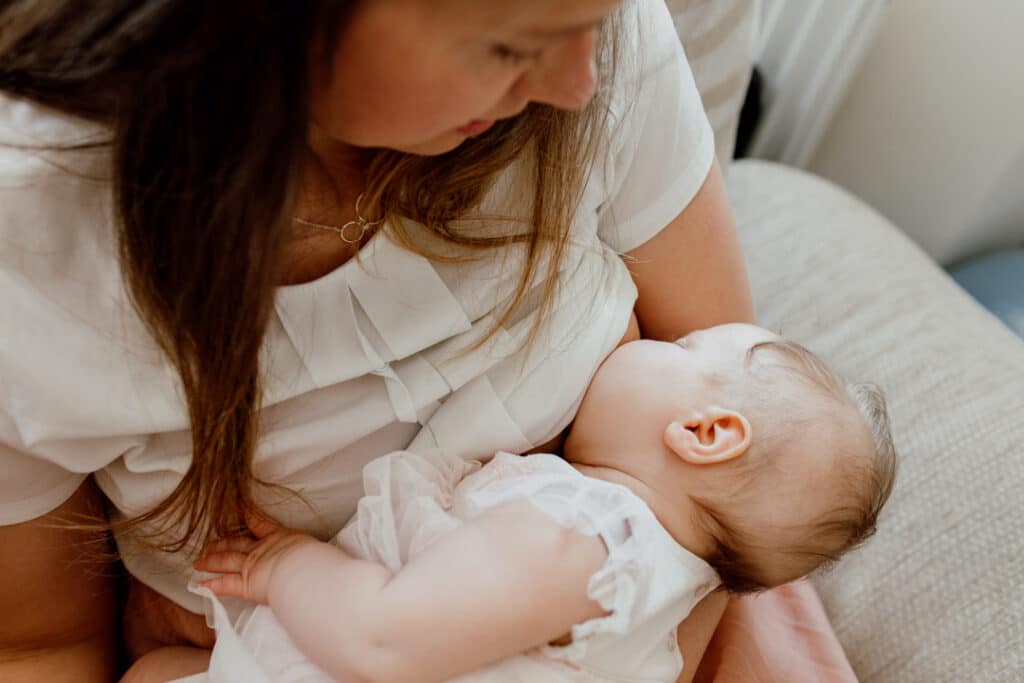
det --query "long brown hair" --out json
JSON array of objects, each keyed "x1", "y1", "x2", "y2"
[{"x1": 0, "y1": 1, "x2": 622, "y2": 551}]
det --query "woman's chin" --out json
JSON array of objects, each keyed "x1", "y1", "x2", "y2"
[{"x1": 391, "y1": 131, "x2": 473, "y2": 157}]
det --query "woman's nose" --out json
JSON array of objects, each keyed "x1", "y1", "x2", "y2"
[{"x1": 515, "y1": 28, "x2": 598, "y2": 111}]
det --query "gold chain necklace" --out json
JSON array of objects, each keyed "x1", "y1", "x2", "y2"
[{"x1": 291, "y1": 193, "x2": 383, "y2": 244}]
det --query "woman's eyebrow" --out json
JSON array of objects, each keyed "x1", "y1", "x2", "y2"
[{"x1": 526, "y1": 18, "x2": 603, "y2": 40}]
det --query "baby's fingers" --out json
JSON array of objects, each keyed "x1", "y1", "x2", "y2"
[
  {"x1": 245, "y1": 508, "x2": 282, "y2": 539},
  {"x1": 194, "y1": 550, "x2": 249, "y2": 575},
  {"x1": 199, "y1": 574, "x2": 248, "y2": 600},
  {"x1": 201, "y1": 535, "x2": 258, "y2": 557}
]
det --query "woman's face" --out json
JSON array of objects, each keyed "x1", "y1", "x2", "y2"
[{"x1": 310, "y1": 0, "x2": 623, "y2": 156}]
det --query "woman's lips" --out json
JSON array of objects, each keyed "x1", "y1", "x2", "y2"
[{"x1": 456, "y1": 119, "x2": 496, "y2": 136}]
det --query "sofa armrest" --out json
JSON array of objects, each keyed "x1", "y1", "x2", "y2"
[{"x1": 730, "y1": 159, "x2": 1024, "y2": 683}]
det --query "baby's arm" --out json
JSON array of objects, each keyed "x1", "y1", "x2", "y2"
[{"x1": 196, "y1": 503, "x2": 608, "y2": 683}]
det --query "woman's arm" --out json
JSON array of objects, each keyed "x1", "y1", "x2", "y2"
[
  {"x1": 625, "y1": 159, "x2": 753, "y2": 682},
  {"x1": 0, "y1": 478, "x2": 119, "y2": 683},
  {"x1": 626, "y1": 159, "x2": 755, "y2": 340},
  {"x1": 199, "y1": 501, "x2": 608, "y2": 683}
]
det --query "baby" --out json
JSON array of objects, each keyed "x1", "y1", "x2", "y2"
[{"x1": 194, "y1": 323, "x2": 897, "y2": 683}]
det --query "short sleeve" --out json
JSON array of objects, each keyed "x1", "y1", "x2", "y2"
[
  {"x1": 597, "y1": 0, "x2": 716, "y2": 254},
  {"x1": 456, "y1": 452, "x2": 719, "y2": 665},
  {"x1": 0, "y1": 94, "x2": 160, "y2": 525}
]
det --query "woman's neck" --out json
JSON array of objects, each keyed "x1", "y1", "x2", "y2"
[
  {"x1": 280, "y1": 135, "x2": 375, "y2": 286},
  {"x1": 308, "y1": 125, "x2": 371, "y2": 188}
]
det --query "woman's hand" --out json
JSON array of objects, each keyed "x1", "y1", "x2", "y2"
[{"x1": 194, "y1": 511, "x2": 323, "y2": 605}]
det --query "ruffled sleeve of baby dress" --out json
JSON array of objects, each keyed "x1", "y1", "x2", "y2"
[
  {"x1": 333, "y1": 449, "x2": 480, "y2": 567},
  {"x1": 453, "y1": 452, "x2": 721, "y2": 682}
]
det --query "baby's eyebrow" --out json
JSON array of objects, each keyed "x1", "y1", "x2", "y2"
[
  {"x1": 745, "y1": 341, "x2": 774, "y2": 365},
  {"x1": 744, "y1": 343, "x2": 762, "y2": 369},
  {"x1": 746, "y1": 339, "x2": 800, "y2": 368},
  {"x1": 747, "y1": 339, "x2": 845, "y2": 396}
]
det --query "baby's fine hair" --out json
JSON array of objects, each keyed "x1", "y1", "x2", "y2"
[{"x1": 696, "y1": 339, "x2": 898, "y2": 594}]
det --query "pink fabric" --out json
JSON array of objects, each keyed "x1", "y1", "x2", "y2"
[{"x1": 694, "y1": 581, "x2": 858, "y2": 683}]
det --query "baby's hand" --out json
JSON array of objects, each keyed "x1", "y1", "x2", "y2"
[{"x1": 193, "y1": 510, "x2": 322, "y2": 605}]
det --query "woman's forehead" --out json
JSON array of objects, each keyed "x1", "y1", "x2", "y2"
[{"x1": 428, "y1": 0, "x2": 622, "y2": 35}]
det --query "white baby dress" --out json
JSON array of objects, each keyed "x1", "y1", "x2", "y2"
[{"x1": 196, "y1": 451, "x2": 721, "y2": 682}]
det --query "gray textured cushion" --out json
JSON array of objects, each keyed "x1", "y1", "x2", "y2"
[
  {"x1": 730, "y1": 160, "x2": 1024, "y2": 683},
  {"x1": 666, "y1": 0, "x2": 756, "y2": 165}
]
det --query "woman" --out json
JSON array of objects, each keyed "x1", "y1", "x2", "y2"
[{"x1": 0, "y1": 1, "x2": 810, "y2": 681}]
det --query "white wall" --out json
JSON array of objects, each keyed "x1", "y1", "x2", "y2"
[{"x1": 809, "y1": 0, "x2": 1024, "y2": 265}]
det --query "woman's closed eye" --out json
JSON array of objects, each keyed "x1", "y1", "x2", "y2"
[{"x1": 491, "y1": 44, "x2": 543, "y2": 64}]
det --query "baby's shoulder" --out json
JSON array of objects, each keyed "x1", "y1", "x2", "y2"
[
  {"x1": 456, "y1": 452, "x2": 582, "y2": 500},
  {"x1": 454, "y1": 453, "x2": 643, "y2": 542}
]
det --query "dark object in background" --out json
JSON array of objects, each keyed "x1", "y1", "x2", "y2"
[
  {"x1": 949, "y1": 248, "x2": 1024, "y2": 339},
  {"x1": 734, "y1": 66, "x2": 762, "y2": 160}
]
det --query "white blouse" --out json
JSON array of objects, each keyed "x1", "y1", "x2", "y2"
[{"x1": 0, "y1": 0, "x2": 714, "y2": 612}]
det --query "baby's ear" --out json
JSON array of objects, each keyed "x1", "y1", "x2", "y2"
[{"x1": 664, "y1": 408, "x2": 751, "y2": 465}]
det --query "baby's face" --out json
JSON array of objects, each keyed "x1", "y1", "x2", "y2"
[
  {"x1": 567, "y1": 323, "x2": 868, "y2": 585},
  {"x1": 670, "y1": 323, "x2": 782, "y2": 390},
  {"x1": 566, "y1": 323, "x2": 781, "y2": 474},
  {"x1": 580, "y1": 323, "x2": 780, "y2": 423}
]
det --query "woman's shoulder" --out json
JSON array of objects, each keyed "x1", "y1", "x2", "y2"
[
  {"x1": 616, "y1": 0, "x2": 690, "y2": 78},
  {"x1": 0, "y1": 91, "x2": 108, "y2": 147},
  {"x1": 0, "y1": 93, "x2": 120, "y2": 299},
  {"x1": 592, "y1": 0, "x2": 715, "y2": 254},
  {"x1": 0, "y1": 94, "x2": 172, "y2": 433},
  {"x1": 0, "y1": 92, "x2": 116, "y2": 270}
]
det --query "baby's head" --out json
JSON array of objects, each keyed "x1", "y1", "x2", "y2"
[{"x1": 565, "y1": 323, "x2": 897, "y2": 593}]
